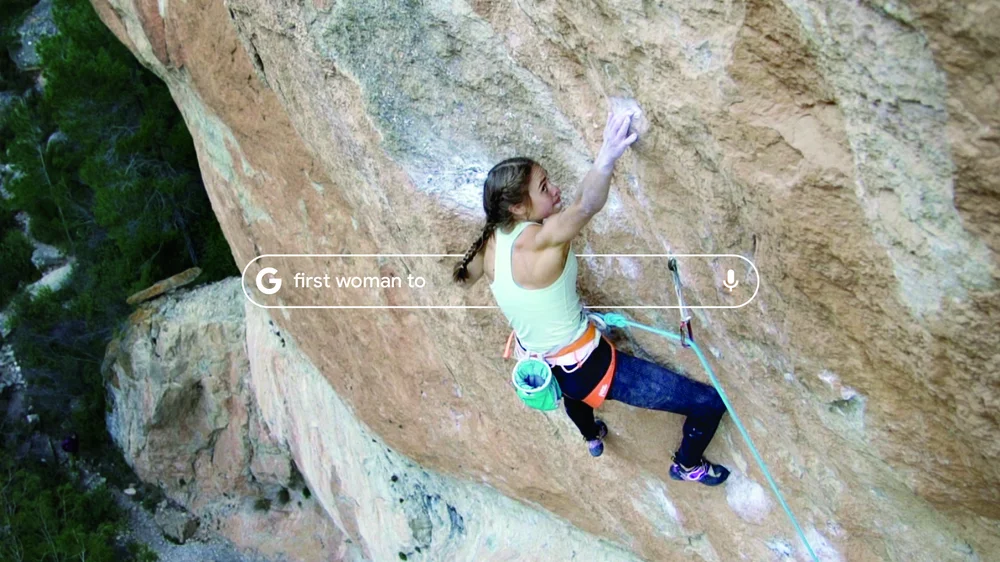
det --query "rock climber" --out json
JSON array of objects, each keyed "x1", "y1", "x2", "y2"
[{"x1": 452, "y1": 108, "x2": 730, "y2": 485}]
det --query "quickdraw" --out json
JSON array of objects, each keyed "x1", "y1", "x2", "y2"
[{"x1": 668, "y1": 258, "x2": 693, "y2": 347}]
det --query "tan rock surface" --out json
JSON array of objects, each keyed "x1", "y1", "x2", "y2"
[
  {"x1": 105, "y1": 277, "x2": 645, "y2": 561},
  {"x1": 93, "y1": 0, "x2": 999, "y2": 560},
  {"x1": 126, "y1": 267, "x2": 202, "y2": 305},
  {"x1": 104, "y1": 279, "x2": 342, "y2": 561}
]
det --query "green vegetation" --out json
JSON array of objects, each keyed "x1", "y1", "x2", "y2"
[
  {"x1": 2, "y1": 0, "x2": 236, "y2": 446},
  {"x1": 0, "y1": 227, "x2": 37, "y2": 308},
  {"x1": 0, "y1": 451, "x2": 124, "y2": 561},
  {"x1": 1, "y1": 0, "x2": 238, "y2": 559}
]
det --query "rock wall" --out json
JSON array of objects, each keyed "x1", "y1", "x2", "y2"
[
  {"x1": 104, "y1": 279, "x2": 342, "y2": 561},
  {"x1": 105, "y1": 277, "x2": 645, "y2": 561},
  {"x1": 93, "y1": 0, "x2": 999, "y2": 560}
]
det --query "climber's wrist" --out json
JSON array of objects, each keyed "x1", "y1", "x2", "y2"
[{"x1": 593, "y1": 154, "x2": 615, "y2": 175}]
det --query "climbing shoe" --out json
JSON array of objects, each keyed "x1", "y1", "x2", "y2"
[
  {"x1": 669, "y1": 458, "x2": 730, "y2": 486},
  {"x1": 587, "y1": 419, "x2": 609, "y2": 457}
]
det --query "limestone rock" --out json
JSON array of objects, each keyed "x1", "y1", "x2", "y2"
[
  {"x1": 12, "y1": 0, "x2": 57, "y2": 72},
  {"x1": 0, "y1": 344, "x2": 23, "y2": 392},
  {"x1": 91, "y1": 0, "x2": 1000, "y2": 559},
  {"x1": 125, "y1": 267, "x2": 202, "y2": 305},
  {"x1": 153, "y1": 500, "x2": 199, "y2": 545},
  {"x1": 105, "y1": 277, "x2": 643, "y2": 561},
  {"x1": 30, "y1": 240, "x2": 64, "y2": 272},
  {"x1": 103, "y1": 278, "x2": 342, "y2": 561},
  {"x1": 244, "y1": 284, "x2": 644, "y2": 562},
  {"x1": 26, "y1": 258, "x2": 74, "y2": 297},
  {"x1": 17, "y1": 431, "x2": 54, "y2": 464}
]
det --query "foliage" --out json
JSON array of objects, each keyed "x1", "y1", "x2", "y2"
[
  {"x1": 2, "y1": 0, "x2": 237, "y2": 452},
  {"x1": 0, "y1": 227, "x2": 37, "y2": 308},
  {"x1": 2, "y1": 93, "x2": 88, "y2": 250},
  {"x1": 0, "y1": 450, "x2": 124, "y2": 562},
  {"x1": 0, "y1": 0, "x2": 237, "y2": 558},
  {"x1": 4, "y1": 0, "x2": 235, "y2": 288}
]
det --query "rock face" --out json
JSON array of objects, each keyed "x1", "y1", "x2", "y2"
[
  {"x1": 105, "y1": 277, "x2": 644, "y2": 561},
  {"x1": 125, "y1": 267, "x2": 202, "y2": 305},
  {"x1": 152, "y1": 500, "x2": 199, "y2": 545},
  {"x1": 92, "y1": 0, "x2": 999, "y2": 560},
  {"x1": 11, "y1": 0, "x2": 58, "y2": 71},
  {"x1": 104, "y1": 279, "x2": 341, "y2": 561}
]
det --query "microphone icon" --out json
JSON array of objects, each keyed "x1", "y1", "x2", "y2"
[{"x1": 723, "y1": 269, "x2": 739, "y2": 292}]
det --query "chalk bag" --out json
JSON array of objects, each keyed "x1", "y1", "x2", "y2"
[{"x1": 511, "y1": 357, "x2": 562, "y2": 411}]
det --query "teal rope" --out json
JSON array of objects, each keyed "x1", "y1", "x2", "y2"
[{"x1": 593, "y1": 312, "x2": 820, "y2": 562}]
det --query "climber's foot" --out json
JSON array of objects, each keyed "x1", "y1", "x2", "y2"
[
  {"x1": 587, "y1": 419, "x2": 609, "y2": 457},
  {"x1": 669, "y1": 458, "x2": 730, "y2": 486}
]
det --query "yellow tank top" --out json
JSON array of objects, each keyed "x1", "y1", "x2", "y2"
[{"x1": 489, "y1": 221, "x2": 588, "y2": 354}]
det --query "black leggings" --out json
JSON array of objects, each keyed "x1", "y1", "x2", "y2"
[{"x1": 564, "y1": 351, "x2": 726, "y2": 467}]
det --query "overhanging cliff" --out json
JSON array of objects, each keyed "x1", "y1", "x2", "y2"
[{"x1": 93, "y1": 0, "x2": 999, "y2": 559}]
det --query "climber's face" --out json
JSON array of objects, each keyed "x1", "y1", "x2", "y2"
[{"x1": 517, "y1": 164, "x2": 561, "y2": 221}]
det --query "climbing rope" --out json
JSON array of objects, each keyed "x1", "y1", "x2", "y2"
[{"x1": 588, "y1": 311, "x2": 820, "y2": 562}]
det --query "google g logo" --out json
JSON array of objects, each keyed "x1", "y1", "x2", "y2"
[{"x1": 255, "y1": 267, "x2": 282, "y2": 295}]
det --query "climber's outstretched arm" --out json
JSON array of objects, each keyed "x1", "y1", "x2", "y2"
[
  {"x1": 535, "y1": 110, "x2": 637, "y2": 249},
  {"x1": 533, "y1": 164, "x2": 614, "y2": 249}
]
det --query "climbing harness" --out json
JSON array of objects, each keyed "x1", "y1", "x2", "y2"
[
  {"x1": 505, "y1": 319, "x2": 618, "y2": 409},
  {"x1": 668, "y1": 258, "x2": 693, "y2": 347},
  {"x1": 588, "y1": 311, "x2": 821, "y2": 562},
  {"x1": 506, "y1": 323, "x2": 601, "y2": 371}
]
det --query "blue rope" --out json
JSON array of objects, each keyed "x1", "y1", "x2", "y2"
[{"x1": 592, "y1": 312, "x2": 820, "y2": 562}]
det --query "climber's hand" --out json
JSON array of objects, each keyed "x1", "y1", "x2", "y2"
[{"x1": 595, "y1": 109, "x2": 639, "y2": 171}]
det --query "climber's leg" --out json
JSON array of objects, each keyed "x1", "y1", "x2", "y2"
[
  {"x1": 607, "y1": 352, "x2": 726, "y2": 467},
  {"x1": 564, "y1": 397, "x2": 610, "y2": 457},
  {"x1": 564, "y1": 397, "x2": 600, "y2": 440}
]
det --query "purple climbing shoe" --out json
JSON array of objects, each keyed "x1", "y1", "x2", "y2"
[
  {"x1": 669, "y1": 458, "x2": 730, "y2": 486},
  {"x1": 587, "y1": 419, "x2": 609, "y2": 457}
]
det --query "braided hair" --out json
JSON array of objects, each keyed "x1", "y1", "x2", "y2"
[{"x1": 452, "y1": 157, "x2": 537, "y2": 283}]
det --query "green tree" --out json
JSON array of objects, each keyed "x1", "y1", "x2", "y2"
[
  {"x1": 0, "y1": 227, "x2": 38, "y2": 308},
  {"x1": 3, "y1": 0, "x2": 236, "y2": 465},
  {"x1": 3, "y1": 94, "x2": 90, "y2": 250},
  {"x1": 1, "y1": 1, "x2": 234, "y2": 559},
  {"x1": 0, "y1": 452, "x2": 124, "y2": 562}
]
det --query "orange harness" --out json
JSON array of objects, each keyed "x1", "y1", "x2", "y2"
[{"x1": 504, "y1": 323, "x2": 617, "y2": 409}]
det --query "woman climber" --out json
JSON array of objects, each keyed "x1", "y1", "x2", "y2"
[{"x1": 452, "y1": 108, "x2": 730, "y2": 485}]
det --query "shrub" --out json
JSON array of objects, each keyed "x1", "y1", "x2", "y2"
[
  {"x1": 0, "y1": 451, "x2": 123, "y2": 562},
  {"x1": 1, "y1": 2, "x2": 237, "y2": 560},
  {"x1": 0, "y1": 228, "x2": 37, "y2": 307}
]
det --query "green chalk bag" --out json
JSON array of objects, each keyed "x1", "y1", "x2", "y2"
[{"x1": 511, "y1": 357, "x2": 562, "y2": 411}]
